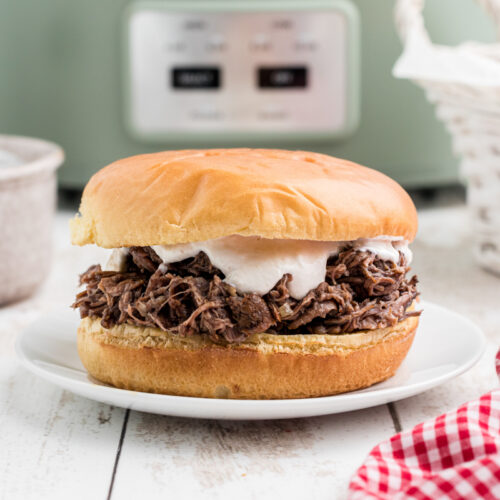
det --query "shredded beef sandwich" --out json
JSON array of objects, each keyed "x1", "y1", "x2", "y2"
[{"x1": 70, "y1": 148, "x2": 421, "y2": 399}]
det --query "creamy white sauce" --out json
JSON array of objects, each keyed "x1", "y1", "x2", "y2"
[
  {"x1": 104, "y1": 235, "x2": 411, "y2": 300},
  {"x1": 394, "y1": 240, "x2": 413, "y2": 264},
  {"x1": 105, "y1": 247, "x2": 129, "y2": 272},
  {"x1": 354, "y1": 236, "x2": 406, "y2": 263},
  {"x1": 153, "y1": 237, "x2": 345, "y2": 300}
]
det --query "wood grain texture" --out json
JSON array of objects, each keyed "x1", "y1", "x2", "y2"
[
  {"x1": 111, "y1": 406, "x2": 397, "y2": 500},
  {"x1": 0, "y1": 368, "x2": 125, "y2": 500},
  {"x1": 0, "y1": 213, "x2": 124, "y2": 500}
]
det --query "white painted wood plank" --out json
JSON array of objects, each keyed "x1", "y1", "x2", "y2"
[
  {"x1": 111, "y1": 406, "x2": 396, "y2": 500},
  {"x1": 0, "y1": 211, "x2": 123, "y2": 500},
  {"x1": 0, "y1": 306, "x2": 125, "y2": 500},
  {"x1": 0, "y1": 379, "x2": 124, "y2": 500},
  {"x1": 394, "y1": 207, "x2": 500, "y2": 428}
]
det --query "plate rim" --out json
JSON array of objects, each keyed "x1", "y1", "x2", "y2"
[{"x1": 14, "y1": 301, "x2": 487, "y2": 417}]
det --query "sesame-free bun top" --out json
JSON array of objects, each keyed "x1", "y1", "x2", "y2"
[{"x1": 70, "y1": 149, "x2": 417, "y2": 248}]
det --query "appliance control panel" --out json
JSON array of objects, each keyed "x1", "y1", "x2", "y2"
[{"x1": 125, "y1": 2, "x2": 359, "y2": 142}]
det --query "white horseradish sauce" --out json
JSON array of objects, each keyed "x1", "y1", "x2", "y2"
[{"x1": 105, "y1": 236, "x2": 412, "y2": 300}]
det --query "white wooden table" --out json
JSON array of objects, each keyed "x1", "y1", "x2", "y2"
[{"x1": 0, "y1": 206, "x2": 498, "y2": 500}]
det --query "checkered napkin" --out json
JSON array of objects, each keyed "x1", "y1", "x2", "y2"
[{"x1": 348, "y1": 350, "x2": 500, "y2": 499}]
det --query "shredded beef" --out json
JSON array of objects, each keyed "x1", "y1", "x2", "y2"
[{"x1": 73, "y1": 247, "x2": 420, "y2": 344}]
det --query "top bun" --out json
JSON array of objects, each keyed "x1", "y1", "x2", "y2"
[{"x1": 70, "y1": 149, "x2": 417, "y2": 248}]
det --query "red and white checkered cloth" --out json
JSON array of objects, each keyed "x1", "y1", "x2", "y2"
[{"x1": 348, "y1": 350, "x2": 500, "y2": 499}]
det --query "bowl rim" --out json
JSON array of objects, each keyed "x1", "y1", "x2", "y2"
[{"x1": 0, "y1": 134, "x2": 65, "y2": 182}]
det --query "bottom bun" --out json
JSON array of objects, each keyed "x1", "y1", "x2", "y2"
[{"x1": 77, "y1": 314, "x2": 419, "y2": 399}]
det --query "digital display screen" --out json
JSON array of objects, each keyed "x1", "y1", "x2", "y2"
[
  {"x1": 258, "y1": 66, "x2": 308, "y2": 89},
  {"x1": 171, "y1": 67, "x2": 221, "y2": 89}
]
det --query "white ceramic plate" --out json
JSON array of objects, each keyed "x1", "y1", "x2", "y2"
[{"x1": 16, "y1": 301, "x2": 485, "y2": 420}]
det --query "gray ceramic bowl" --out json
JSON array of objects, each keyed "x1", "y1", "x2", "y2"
[{"x1": 0, "y1": 135, "x2": 64, "y2": 304}]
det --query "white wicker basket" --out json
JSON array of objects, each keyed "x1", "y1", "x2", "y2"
[{"x1": 394, "y1": 0, "x2": 500, "y2": 273}]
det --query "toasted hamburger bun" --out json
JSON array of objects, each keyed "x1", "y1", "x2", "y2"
[
  {"x1": 78, "y1": 315, "x2": 418, "y2": 399},
  {"x1": 70, "y1": 149, "x2": 417, "y2": 248}
]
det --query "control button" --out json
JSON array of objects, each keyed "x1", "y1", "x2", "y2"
[
  {"x1": 171, "y1": 67, "x2": 221, "y2": 90},
  {"x1": 190, "y1": 106, "x2": 224, "y2": 121},
  {"x1": 258, "y1": 67, "x2": 308, "y2": 89},
  {"x1": 258, "y1": 107, "x2": 288, "y2": 120},
  {"x1": 295, "y1": 34, "x2": 317, "y2": 51},
  {"x1": 250, "y1": 33, "x2": 271, "y2": 51},
  {"x1": 207, "y1": 34, "x2": 226, "y2": 52}
]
